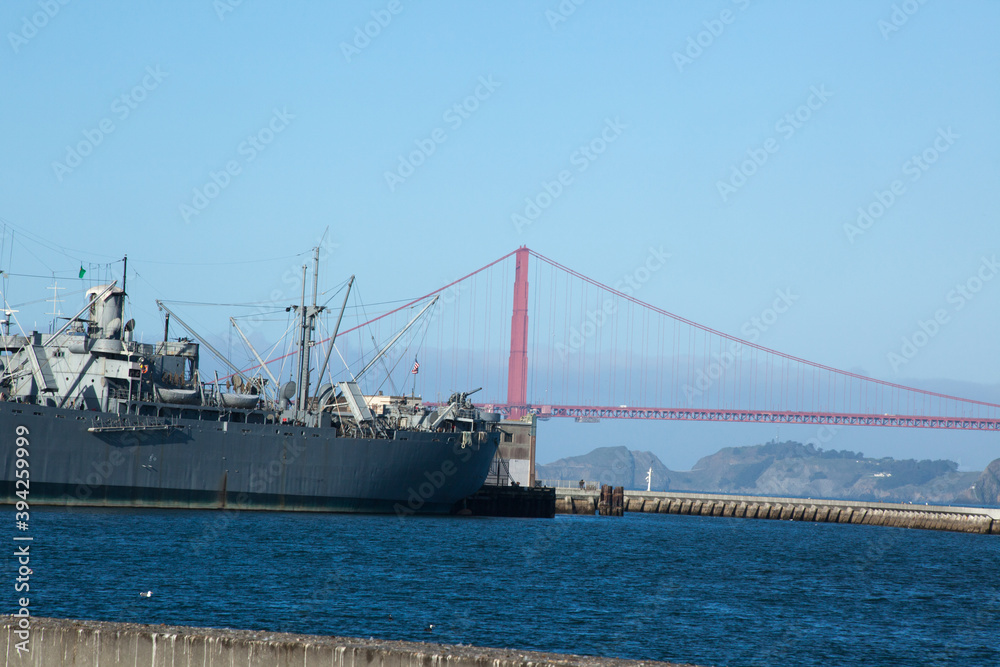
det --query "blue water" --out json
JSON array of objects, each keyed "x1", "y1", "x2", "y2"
[{"x1": 16, "y1": 507, "x2": 999, "y2": 666}]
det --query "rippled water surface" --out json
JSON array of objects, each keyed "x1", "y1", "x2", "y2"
[{"x1": 21, "y1": 507, "x2": 1000, "y2": 666}]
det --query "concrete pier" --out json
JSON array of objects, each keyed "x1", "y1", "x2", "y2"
[
  {"x1": 554, "y1": 489, "x2": 1000, "y2": 535},
  {"x1": 1, "y1": 616, "x2": 696, "y2": 666}
]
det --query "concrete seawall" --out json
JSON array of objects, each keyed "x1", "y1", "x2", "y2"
[
  {"x1": 554, "y1": 490, "x2": 1000, "y2": 535},
  {"x1": 1, "y1": 617, "x2": 695, "y2": 667}
]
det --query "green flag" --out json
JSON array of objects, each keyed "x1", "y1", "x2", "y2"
[{"x1": 78, "y1": 265, "x2": 86, "y2": 278}]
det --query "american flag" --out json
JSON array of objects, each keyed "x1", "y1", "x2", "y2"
[{"x1": 411, "y1": 358, "x2": 419, "y2": 374}]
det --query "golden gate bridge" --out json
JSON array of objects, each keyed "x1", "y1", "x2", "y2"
[{"x1": 252, "y1": 246, "x2": 1000, "y2": 432}]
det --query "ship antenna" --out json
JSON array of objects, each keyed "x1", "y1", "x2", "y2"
[
  {"x1": 294, "y1": 245, "x2": 325, "y2": 419},
  {"x1": 46, "y1": 277, "x2": 65, "y2": 334}
]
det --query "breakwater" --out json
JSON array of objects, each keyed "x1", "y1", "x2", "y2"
[
  {"x1": 0, "y1": 616, "x2": 695, "y2": 666},
  {"x1": 555, "y1": 489, "x2": 1000, "y2": 535}
]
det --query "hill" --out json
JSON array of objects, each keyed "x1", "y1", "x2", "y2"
[
  {"x1": 537, "y1": 441, "x2": 984, "y2": 505},
  {"x1": 973, "y1": 458, "x2": 1000, "y2": 505}
]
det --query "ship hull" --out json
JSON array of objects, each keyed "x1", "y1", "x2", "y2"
[{"x1": 0, "y1": 403, "x2": 498, "y2": 515}]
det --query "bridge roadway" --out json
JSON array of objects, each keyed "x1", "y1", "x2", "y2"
[
  {"x1": 487, "y1": 405, "x2": 1000, "y2": 430},
  {"x1": 554, "y1": 488, "x2": 1000, "y2": 535}
]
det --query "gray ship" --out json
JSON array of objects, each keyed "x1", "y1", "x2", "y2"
[{"x1": 0, "y1": 252, "x2": 500, "y2": 514}]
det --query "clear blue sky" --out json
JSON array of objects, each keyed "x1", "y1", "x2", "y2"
[{"x1": 1, "y1": 1, "x2": 998, "y2": 469}]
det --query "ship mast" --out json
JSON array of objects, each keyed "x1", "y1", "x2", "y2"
[
  {"x1": 294, "y1": 262, "x2": 308, "y2": 416},
  {"x1": 291, "y1": 246, "x2": 324, "y2": 418}
]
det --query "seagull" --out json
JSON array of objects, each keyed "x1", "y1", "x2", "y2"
[{"x1": 139, "y1": 591, "x2": 153, "y2": 598}]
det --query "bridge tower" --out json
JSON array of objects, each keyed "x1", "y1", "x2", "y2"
[{"x1": 506, "y1": 246, "x2": 530, "y2": 418}]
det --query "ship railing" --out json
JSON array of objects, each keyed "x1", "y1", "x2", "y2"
[
  {"x1": 109, "y1": 385, "x2": 164, "y2": 405},
  {"x1": 89, "y1": 414, "x2": 178, "y2": 433},
  {"x1": 107, "y1": 386, "x2": 131, "y2": 400},
  {"x1": 537, "y1": 479, "x2": 600, "y2": 492}
]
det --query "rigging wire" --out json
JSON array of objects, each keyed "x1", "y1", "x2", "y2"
[
  {"x1": 371, "y1": 303, "x2": 435, "y2": 398},
  {"x1": 128, "y1": 252, "x2": 311, "y2": 267},
  {"x1": 407, "y1": 308, "x2": 434, "y2": 397},
  {"x1": 0, "y1": 215, "x2": 122, "y2": 262},
  {"x1": 165, "y1": 301, "x2": 294, "y2": 311},
  {"x1": 11, "y1": 287, "x2": 88, "y2": 309},
  {"x1": 11, "y1": 235, "x2": 55, "y2": 274},
  {"x1": 333, "y1": 343, "x2": 358, "y2": 384}
]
